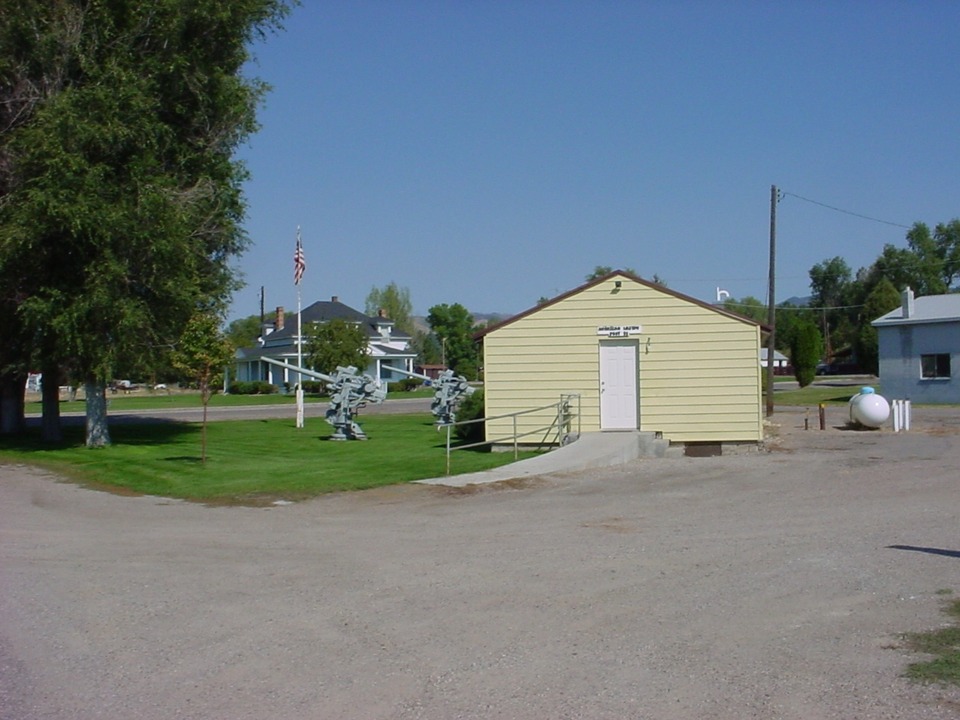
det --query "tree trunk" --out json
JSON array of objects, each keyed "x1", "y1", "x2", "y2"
[
  {"x1": 40, "y1": 359, "x2": 63, "y2": 443},
  {"x1": 84, "y1": 380, "x2": 111, "y2": 447},
  {"x1": 0, "y1": 371, "x2": 26, "y2": 435}
]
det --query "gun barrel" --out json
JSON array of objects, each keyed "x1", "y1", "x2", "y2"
[
  {"x1": 258, "y1": 356, "x2": 336, "y2": 384},
  {"x1": 382, "y1": 365, "x2": 432, "y2": 383}
]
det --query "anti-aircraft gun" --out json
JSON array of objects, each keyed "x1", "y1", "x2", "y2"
[
  {"x1": 382, "y1": 365, "x2": 475, "y2": 425},
  {"x1": 322, "y1": 365, "x2": 386, "y2": 440},
  {"x1": 258, "y1": 357, "x2": 385, "y2": 440}
]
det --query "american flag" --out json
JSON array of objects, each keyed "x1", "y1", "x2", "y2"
[{"x1": 293, "y1": 227, "x2": 305, "y2": 285}]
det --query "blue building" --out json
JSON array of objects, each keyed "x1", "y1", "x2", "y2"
[{"x1": 872, "y1": 288, "x2": 960, "y2": 404}]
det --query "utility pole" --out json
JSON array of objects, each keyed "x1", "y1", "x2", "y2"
[
  {"x1": 766, "y1": 185, "x2": 778, "y2": 418},
  {"x1": 259, "y1": 286, "x2": 265, "y2": 329}
]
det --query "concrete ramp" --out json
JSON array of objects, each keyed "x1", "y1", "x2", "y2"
[{"x1": 417, "y1": 431, "x2": 670, "y2": 488}]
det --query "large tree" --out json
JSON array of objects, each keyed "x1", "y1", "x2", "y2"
[
  {"x1": 0, "y1": 1, "x2": 291, "y2": 445},
  {"x1": 722, "y1": 295, "x2": 767, "y2": 324},
  {"x1": 226, "y1": 311, "x2": 276, "y2": 350},
  {"x1": 427, "y1": 303, "x2": 479, "y2": 380},
  {"x1": 409, "y1": 330, "x2": 442, "y2": 366},
  {"x1": 305, "y1": 320, "x2": 368, "y2": 377},
  {"x1": 0, "y1": 1, "x2": 68, "y2": 437},
  {"x1": 854, "y1": 277, "x2": 901, "y2": 375},
  {"x1": 365, "y1": 282, "x2": 414, "y2": 334},
  {"x1": 902, "y1": 220, "x2": 960, "y2": 295},
  {"x1": 808, "y1": 256, "x2": 853, "y2": 360},
  {"x1": 851, "y1": 220, "x2": 960, "y2": 316}
]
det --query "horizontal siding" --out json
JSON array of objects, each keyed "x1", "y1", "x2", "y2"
[{"x1": 483, "y1": 277, "x2": 762, "y2": 443}]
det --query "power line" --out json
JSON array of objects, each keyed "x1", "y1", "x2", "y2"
[
  {"x1": 781, "y1": 191, "x2": 911, "y2": 229},
  {"x1": 725, "y1": 301, "x2": 865, "y2": 312}
]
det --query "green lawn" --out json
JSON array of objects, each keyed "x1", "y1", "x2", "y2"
[
  {"x1": 0, "y1": 414, "x2": 536, "y2": 504},
  {"x1": 6, "y1": 380, "x2": 879, "y2": 504},
  {"x1": 25, "y1": 387, "x2": 434, "y2": 413},
  {"x1": 902, "y1": 596, "x2": 960, "y2": 686},
  {"x1": 770, "y1": 384, "x2": 864, "y2": 406}
]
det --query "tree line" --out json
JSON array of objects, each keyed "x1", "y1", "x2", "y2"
[{"x1": 721, "y1": 219, "x2": 960, "y2": 384}]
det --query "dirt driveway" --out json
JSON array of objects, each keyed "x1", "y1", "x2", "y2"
[{"x1": 3, "y1": 406, "x2": 960, "y2": 719}]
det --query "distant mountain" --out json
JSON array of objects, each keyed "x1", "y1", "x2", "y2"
[{"x1": 782, "y1": 296, "x2": 811, "y2": 306}]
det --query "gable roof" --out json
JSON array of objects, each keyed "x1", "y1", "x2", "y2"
[
  {"x1": 760, "y1": 348, "x2": 789, "y2": 362},
  {"x1": 872, "y1": 293, "x2": 960, "y2": 327},
  {"x1": 475, "y1": 270, "x2": 766, "y2": 339},
  {"x1": 267, "y1": 300, "x2": 412, "y2": 342}
]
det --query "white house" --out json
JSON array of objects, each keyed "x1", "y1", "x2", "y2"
[
  {"x1": 872, "y1": 287, "x2": 960, "y2": 404},
  {"x1": 234, "y1": 297, "x2": 416, "y2": 389},
  {"x1": 759, "y1": 348, "x2": 789, "y2": 373}
]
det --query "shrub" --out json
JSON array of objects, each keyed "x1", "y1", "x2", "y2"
[
  {"x1": 453, "y1": 388, "x2": 485, "y2": 444},
  {"x1": 791, "y1": 321, "x2": 823, "y2": 388},
  {"x1": 391, "y1": 377, "x2": 421, "y2": 392},
  {"x1": 301, "y1": 381, "x2": 325, "y2": 395},
  {"x1": 228, "y1": 381, "x2": 278, "y2": 395}
]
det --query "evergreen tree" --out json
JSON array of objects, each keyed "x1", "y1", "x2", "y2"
[{"x1": 791, "y1": 320, "x2": 823, "y2": 389}]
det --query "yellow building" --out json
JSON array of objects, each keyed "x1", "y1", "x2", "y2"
[{"x1": 477, "y1": 270, "x2": 763, "y2": 450}]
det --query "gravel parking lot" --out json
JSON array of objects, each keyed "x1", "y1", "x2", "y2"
[{"x1": 3, "y1": 406, "x2": 960, "y2": 719}]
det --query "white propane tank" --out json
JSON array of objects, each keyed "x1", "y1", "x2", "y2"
[{"x1": 848, "y1": 387, "x2": 890, "y2": 428}]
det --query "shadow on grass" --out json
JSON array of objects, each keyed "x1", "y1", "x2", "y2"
[{"x1": 0, "y1": 420, "x2": 199, "y2": 451}]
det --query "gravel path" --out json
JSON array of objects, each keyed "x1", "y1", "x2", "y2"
[{"x1": 2, "y1": 406, "x2": 960, "y2": 719}]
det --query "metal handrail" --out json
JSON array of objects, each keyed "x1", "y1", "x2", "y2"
[{"x1": 443, "y1": 394, "x2": 580, "y2": 475}]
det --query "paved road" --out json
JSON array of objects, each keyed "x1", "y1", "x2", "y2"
[
  {"x1": 25, "y1": 396, "x2": 433, "y2": 425},
  {"x1": 3, "y1": 407, "x2": 960, "y2": 718}
]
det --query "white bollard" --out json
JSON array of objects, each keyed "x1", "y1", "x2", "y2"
[{"x1": 891, "y1": 399, "x2": 912, "y2": 433}]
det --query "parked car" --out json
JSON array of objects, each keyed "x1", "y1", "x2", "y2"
[{"x1": 816, "y1": 363, "x2": 837, "y2": 375}]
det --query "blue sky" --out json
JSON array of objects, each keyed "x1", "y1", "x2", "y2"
[{"x1": 231, "y1": 0, "x2": 960, "y2": 321}]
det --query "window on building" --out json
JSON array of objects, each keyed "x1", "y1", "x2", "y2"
[{"x1": 920, "y1": 353, "x2": 951, "y2": 379}]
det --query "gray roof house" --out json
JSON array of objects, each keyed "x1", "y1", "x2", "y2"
[
  {"x1": 233, "y1": 297, "x2": 416, "y2": 389},
  {"x1": 871, "y1": 287, "x2": 960, "y2": 403},
  {"x1": 759, "y1": 348, "x2": 789, "y2": 369}
]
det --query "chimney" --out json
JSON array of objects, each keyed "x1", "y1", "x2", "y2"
[
  {"x1": 901, "y1": 287, "x2": 914, "y2": 318},
  {"x1": 378, "y1": 308, "x2": 386, "y2": 318},
  {"x1": 276, "y1": 306, "x2": 285, "y2": 331},
  {"x1": 331, "y1": 295, "x2": 339, "y2": 303}
]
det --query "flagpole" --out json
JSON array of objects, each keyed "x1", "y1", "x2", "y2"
[{"x1": 295, "y1": 226, "x2": 305, "y2": 429}]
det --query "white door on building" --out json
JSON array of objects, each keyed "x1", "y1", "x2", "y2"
[{"x1": 599, "y1": 340, "x2": 638, "y2": 430}]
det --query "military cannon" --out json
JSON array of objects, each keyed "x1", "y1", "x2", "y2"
[
  {"x1": 258, "y1": 357, "x2": 385, "y2": 440},
  {"x1": 383, "y1": 365, "x2": 475, "y2": 425},
  {"x1": 323, "y1": 365, "x2": 386, "y2": 440}
]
